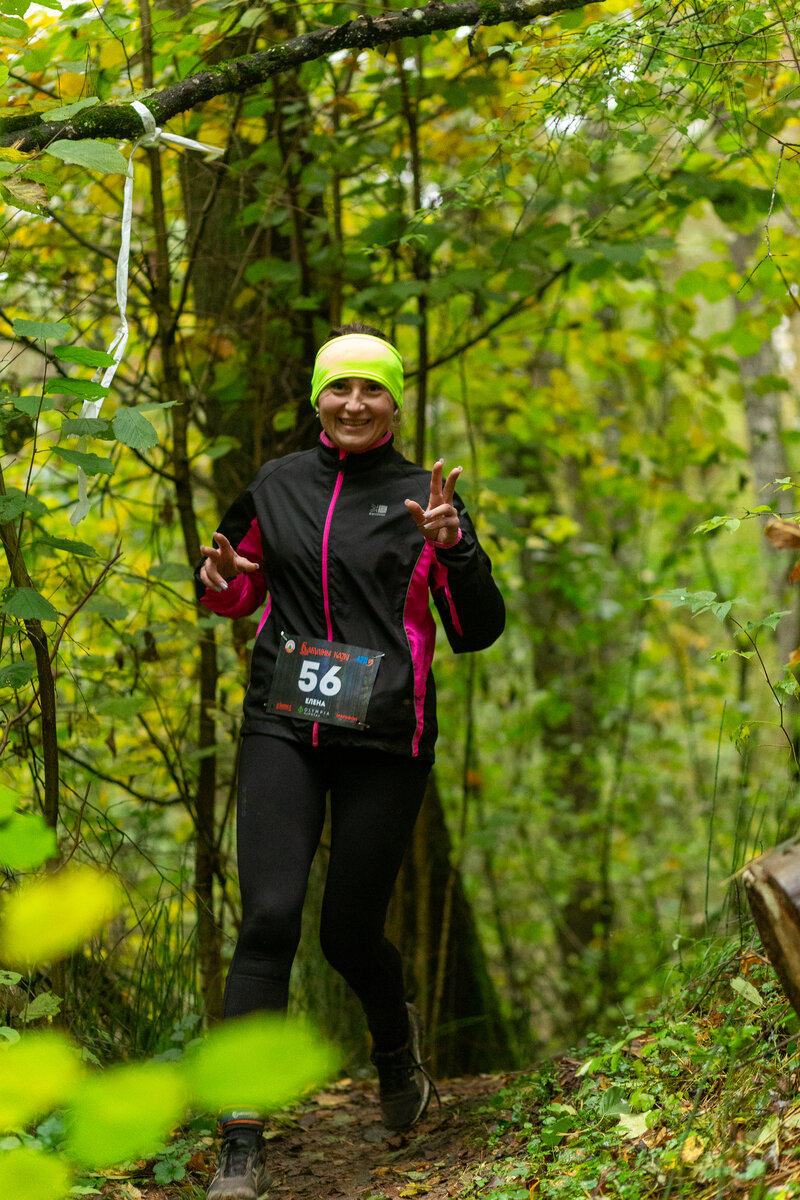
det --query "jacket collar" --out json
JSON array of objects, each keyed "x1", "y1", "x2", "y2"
[{"x1": 317, "y1": 430, "x2": 395, "y2": 470}]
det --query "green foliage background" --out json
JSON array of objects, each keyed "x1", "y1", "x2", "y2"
[{"x1": 2, "y1": 0, "x2": 800, "y2": 1189}]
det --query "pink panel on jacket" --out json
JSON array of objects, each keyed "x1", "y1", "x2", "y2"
[
  {"x1": 404, "y1": 543, "x2": 437, "y2": 756},
  {"x1": 199, "y1": 518, "x2": 267, "y2": 620}
]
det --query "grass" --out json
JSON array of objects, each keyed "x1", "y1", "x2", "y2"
[{"x1": 475, "y1": 938, "x2": 800, "y2": 1200}]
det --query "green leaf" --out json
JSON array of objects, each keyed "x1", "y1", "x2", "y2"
[
  {"x1": 66, "y1": 1062, "x2": 186, "y2": 1168},
  {"x1": 81, "y1": 596, "x2": 128, "y2": 620},
  {"x1": 203, "y1": 435, "x2": 239, "y2": 461},
  {"x1": 44, "y1": 97, "x2": 99, "y2": 122},
  {"x1": 729, "y1": 324, "x2": 764, "y2": 358},
  {"x1": 53, "y1": 447, "x2": 114, "y2": 476},
  {"x1": 0, "y1": 812, "x2": 57, "y2": 871},
  {"x1": 0, "y1": 493, "x2": 26, "y2": 523},
  {"x1": 0, "y1": 0, "x2": 30, "y2": 14},
  {"x1": 479, "y1": 477, "x2": 527, "y2": 497},
  {"x1": 53, "y1": 345, "x2": 114, "y2": 368},
  {"x1": 618, "y1": 1112, "x2": 650, "y2": 1140},
  {"x1": 1, "y1": 588, "x2": 59, "y2": 621},
  {"x1": 731, "y1": 976, "x2": 764, "y2": 1006},
  {"x1": 745, "y1": 610, "x2": 791, "y2": 632},
  {"x1": 46, "y1": 140, "x2": 128, "y2": 176},
  {"x1": 0, "y1": 488, "x2": 47, "y2": 521},
  {"x1": 12, "y1": 319, "x2": 71, "y2": 341},
  {"x1": 148, "y1": 561, "x2": 194, "y2": 582},
  {"x1": 136, "y1": 401, "x2": 180, "y2": 413},
  {"x1": 94, "y1": 696, "x2": 140, "y2": 718},
  {"x1": 22, "y1": 992, "x2": 62, "y2": 1021},
  {"x1": 558, "y1": 6, "x2": 584, "y2": 27},
  {"x1": 34, "y1": 534, "x2": 98, "y2": 558},
  {"x1": 0, "y1": 661, "x2": 36, "y2": 689},
  {"x1": 694, "y1": 514, "x2": 731, "y2": 534},
  {"x1": 60, "y1": 417, "x2": 110, "y2": 437},
  {"x1": 185, "y1": 1013, "x2": 337, "y2": 1112},
  {"x1": 0, "y1": 786, "x2": 18, "y2": 820},
  {"x1": 11, "y1": 396, "x2": 54, "y2": 418},
  {"x1": 112, "y1": 407, "x2": 159, "y2": 450},
  {"x1": 0, "y1": 14, "x2": 27, "y2": 34},
  {"x1": 597, "y1": 243, "x2": 644, "y2": 266},
  {"x1": 0, "y1": 1147, "x2": 72, "y2": 1200},
  {"x1": 0, "y1": 970, "x2": 22, "y2": 986},
  {"x1": 2, "y1": 176, "x2": 47, "y2": 211},
  {"x1": 44, "y1": 377, "x2": 107, "y2": 399}
]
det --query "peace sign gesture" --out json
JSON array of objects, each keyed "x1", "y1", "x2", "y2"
[
  {"x1": 199, "y1": 531, "x2": 261, "y2": 592},
  {"x1": 405, "y1": 459, "x2": 462, "y2": 547}
]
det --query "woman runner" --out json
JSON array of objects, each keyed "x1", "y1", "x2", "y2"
[{"x1": 196, "y1": 323, "x2": 505, "y2": 1200}]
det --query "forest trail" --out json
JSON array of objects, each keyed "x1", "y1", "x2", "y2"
[{"x1": 132, "y1": 1071, "x2": 524, "y2": 1200}]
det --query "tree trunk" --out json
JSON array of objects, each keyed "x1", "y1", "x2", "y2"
[
  {"x1": 731, "y1": 232, "x2": 799, "y2": 673},
  {"x1": 387, "y1": 775, "x2": 514, "y2": 1076},
  {"x1": 744, "y1": 842, "x2": 800, "y2": 1019}
]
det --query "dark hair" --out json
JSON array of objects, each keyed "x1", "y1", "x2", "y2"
[{"x1": 327, "y1": 321, "x2": 392, "y2": 344}]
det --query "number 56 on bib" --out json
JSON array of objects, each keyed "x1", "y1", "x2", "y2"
[{"x1": 266, "y1": 633, "x2": 383, "y2": 729}]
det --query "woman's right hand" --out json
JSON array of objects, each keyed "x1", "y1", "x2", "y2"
[{"x1": 199, "y1": 532, "x2": 261, "y2": 593}]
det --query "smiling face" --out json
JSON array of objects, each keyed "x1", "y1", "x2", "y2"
[{"x1": 317, "y1": 377, "x2": 396, "y2": 451}]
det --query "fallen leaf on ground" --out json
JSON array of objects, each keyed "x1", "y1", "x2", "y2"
[
  {"x1": 618, "y1": 1113, "x2": 650, "y2": 1140},
  {"x1": 315, "y1": 1092, "x2": 353, "y2": 1108},
  {"x1": 681, "y1": 1135, "x2": 705, "y2": 1163}
]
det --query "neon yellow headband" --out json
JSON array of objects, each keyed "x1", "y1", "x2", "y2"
[{"x1": 310, "y1": 334, "x2": 404, "y2": 408}]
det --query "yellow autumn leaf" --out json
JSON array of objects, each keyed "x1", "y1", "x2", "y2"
[
  {"x1": 99, "y1": 39, "x2": 128, "y2": 69},
  {"x1": 54, "y1": 73, "x2": 88, "y2": 99},
  {"x1": 681, "y1": 1134, "x2": 705, "y2": 1163},
  {"x1": 0, "y1": 865, "x2": 123, "y2": 967}
]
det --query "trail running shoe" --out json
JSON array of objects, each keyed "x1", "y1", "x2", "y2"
[
  {"x1": 371, "y1": 1002, "x2": 433, "y2": 1131},
  {"x1": 206, "y1": 1137, "x2": 270, "y2": 1200}
]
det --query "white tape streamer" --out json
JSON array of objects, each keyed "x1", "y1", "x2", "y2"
[{"x1": 70, "y1": 100, "x2": 223, "y2": 525}]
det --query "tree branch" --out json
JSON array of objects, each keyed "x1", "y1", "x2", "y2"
[{"x1": 2, "y1": 0, "x2": 598, "y2": 151}]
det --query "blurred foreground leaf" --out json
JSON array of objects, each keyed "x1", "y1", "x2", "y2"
[
  {"x1": 0, "y1": 866, "x2": 123, "y2": 967},
  {"x1": 0, "y1": 811, "x2": 57, "y2": 871},
  {"x1": 0, "y1": 1147, "x2": 71, "y2": 1200},
  {"x1": 0, "y1": 1032, "x2": 83, "y2": 1129},
  {"x1": 65, "y1": 1061, "x2": 186, "y2": 1168},
  {"x1": 185, "y1": 1014, "x2": 338, "y2": 1112}
]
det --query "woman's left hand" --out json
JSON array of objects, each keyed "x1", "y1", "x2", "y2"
[{"x1": 405, "y1": 459, "x2": 462, "y2": 547}]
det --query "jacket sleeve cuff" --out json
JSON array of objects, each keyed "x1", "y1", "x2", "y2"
[
  {"x1": 198, "y1": 570, "x2": 265, "y2": 618},
  {"x1": 433, "y1": 527, "x2": 464, "y2": 553}
]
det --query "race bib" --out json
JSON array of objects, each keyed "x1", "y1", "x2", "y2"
[{"x1": 266, "y1": 633, "x2": 383, "y2": 729}]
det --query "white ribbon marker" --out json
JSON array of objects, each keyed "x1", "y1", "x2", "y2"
[{"x1": 70, "y1": 100, "x2": 223, "y2": 525}]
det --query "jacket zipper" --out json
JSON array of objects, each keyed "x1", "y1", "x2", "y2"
[{"x1": 313, "y1": 450, "x2": 347, "y2": 746}]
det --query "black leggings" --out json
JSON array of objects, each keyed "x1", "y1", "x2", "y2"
[{"x1": 224, "y1": 734, "x2": 430, "y2": 1050}]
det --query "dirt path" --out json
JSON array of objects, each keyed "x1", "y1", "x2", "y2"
[
  {"x1": 127, "y1": 1071, "x2": 525, "y2": 1200},
  {"x1": 260, "y1": 1073, "x2": 516, "y2": 1200}
]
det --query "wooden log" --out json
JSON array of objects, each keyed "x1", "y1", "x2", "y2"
[{"x1": 743, "y1": 842, "x2": 800, "y2": 1019}]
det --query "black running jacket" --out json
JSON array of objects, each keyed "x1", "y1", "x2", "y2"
[{"x1": 194, "y1": 433, "x2": 505, "y2": 761}]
